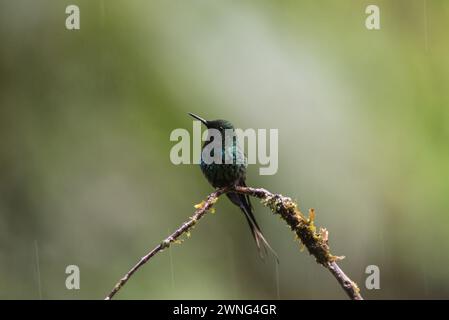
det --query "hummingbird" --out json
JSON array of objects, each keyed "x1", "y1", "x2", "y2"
[{"x1": 188, "y1": 113, "x2": 278, "y2": 261}]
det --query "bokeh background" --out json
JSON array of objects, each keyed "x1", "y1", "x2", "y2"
[{"x1": 1, "y1": 0, "x2": 448, "y2": 299}]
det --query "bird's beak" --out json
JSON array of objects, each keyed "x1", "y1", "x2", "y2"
[{"x1": 188, "y1": 113, "x2": 208, "y2": 126}]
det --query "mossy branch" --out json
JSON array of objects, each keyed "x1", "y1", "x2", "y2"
[
  {"x1": 105, "y1": 186, "x2": 363, "y2": 300},
  {"x1": 233, "y1": 186, "x2": 362, "y2": 300}
]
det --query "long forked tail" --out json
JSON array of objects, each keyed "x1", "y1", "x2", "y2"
[
  {"x1": 227, "y1": 192, "x2": 279, "y2": 263},
  {"x1": 242, "y1": 203, "x2": 279, "y2": 263}
]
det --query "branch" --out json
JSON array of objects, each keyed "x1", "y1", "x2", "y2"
[
  {"x1": 233, "y1": 186, "x2": 363, "y2": 300},
  {"x1": 105, "y1": 186, "x2": 363, "y2": 300},
  {"x1": 104, "y1": 187, "x2": 227, "y2": 300}
]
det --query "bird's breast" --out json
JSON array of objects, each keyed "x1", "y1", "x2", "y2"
[
  {"x1": 200, "y1": 161, "x2": 247, "y2": 188},
  {"x1": 199, "y1": 143, "x2": 247, "y2": 187}
]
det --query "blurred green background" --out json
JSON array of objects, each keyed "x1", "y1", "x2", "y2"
[{"x1": 1, "y1": 0, "x2": 448, "y2": 299}]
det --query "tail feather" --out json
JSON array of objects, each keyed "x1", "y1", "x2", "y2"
[
  {"x1": 242, "y1": 206, "x2": 279, "y2": 263},
  {"x1": 227, "y1": 191, "x2": 279, "y2": 263}
]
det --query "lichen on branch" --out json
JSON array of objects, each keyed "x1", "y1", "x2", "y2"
[
  {"x1": 105, "y1": 186, "x2": 363, "y2": 300},
  {"x1": 248, "y1": 188, "x2": 342, "y2": 265}
]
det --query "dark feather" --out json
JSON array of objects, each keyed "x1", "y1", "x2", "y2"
[{"x1": 227, "y1": 181, "x2": 279, "y2": 263}]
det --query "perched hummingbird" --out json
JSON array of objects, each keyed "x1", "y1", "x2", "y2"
[{"x1": 188, "y1": 113, "x2": 278, "y2": 261}]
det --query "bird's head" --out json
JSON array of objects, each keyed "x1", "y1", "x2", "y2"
[{"x1": 188, "y1": 113, "x2": 235, "y2": 132}]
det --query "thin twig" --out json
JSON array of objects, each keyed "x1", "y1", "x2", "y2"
[
  {"x1": 105, "y1": 186, "x2": 363, "y2": 300},
  {"x1": 104, "y1": 188, "x2": 227, "y2": 300},
  {"x1": 326, "y1": 261, "x2": 362, "y2": 300}
]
